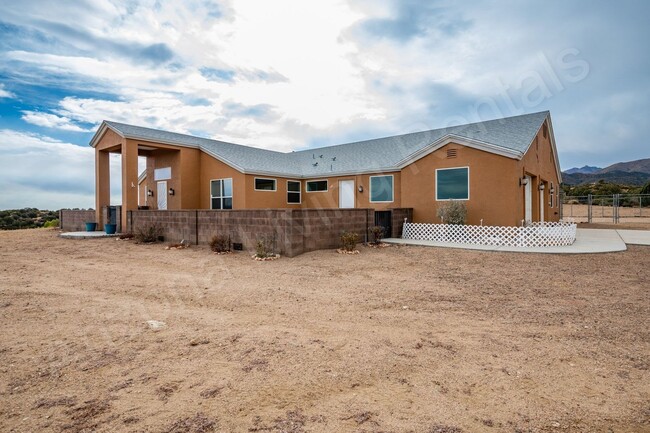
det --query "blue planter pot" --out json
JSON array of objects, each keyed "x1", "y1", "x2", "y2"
[
  {"x1": 85, "y1": 222, "x2": 97, "y2": 232},
  {"x1": 104, "y1": 223, "x2": 117, "y2": 235}
]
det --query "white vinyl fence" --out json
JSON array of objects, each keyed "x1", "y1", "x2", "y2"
[{"x1": 402, "y1": 221, "x2": 577, "y2": 248}]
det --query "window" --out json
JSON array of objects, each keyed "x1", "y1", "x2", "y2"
[
  {"x1": 436, "y1": 167, "x2": 469, "y2": 200},
  {"x1": 254, "y1": 177, "x2": 276, "y2": 191},
  {"x1": 287, "y1": 180, "x2": 301, "y2": 204},
  {"x1": 306, "y1": 180, "x2": 327, "y2": 192},
  {"x1": 210, "y1": 178, "x2": 233, "y2": 209},
  {"x1": 370, "y1": 175, "x2": 394, "y2": 203},
  {"x1": 154, "y1": 167, "x2": 171, "y2": 180}
]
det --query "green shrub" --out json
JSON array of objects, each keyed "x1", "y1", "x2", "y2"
[
  {"x1": 340, "y1": 231, "x2": 360, "y2": 251},
  {"x1": 43, "y1": 219, "x2": 59, "y2": 228},
  {"x1": 135, "y1": 223, "x2": 163, "y2": 243},
  {"x1": 368, "y1": 225, "x2": 384, "y2": 245},
  {"x1": 209, "y1": 235, "x2": 231, "y2": 253},
  {"x1": 436, "y1": 200, "x2": 467, "y2": 225}
]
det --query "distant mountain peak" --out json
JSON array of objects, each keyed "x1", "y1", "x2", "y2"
[{"x1": 564, "y1": 165, "x2": 602, "y2": 174}]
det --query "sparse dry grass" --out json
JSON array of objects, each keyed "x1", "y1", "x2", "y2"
[{"x1": 0, "y1": 228, "x2": 648, "y2": 432}]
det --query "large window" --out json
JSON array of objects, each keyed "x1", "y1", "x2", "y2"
[
  {"x1": 254, "y1": 177, "x2": 276, "y2": 191},
  {"x1": 306, "y1": 180, "x2": 328, "y2": 192},
  {"x1": 436, "y1": 167, "x2": 469, "y2": 200},
  {"x1": 370, "y1": 175, "x2": 394, "y2": 203},
  {"x1": 287, "y1": 180, "x2": 301, "y2": 204},
  {"x1": 210, "y1": 178, "x2": 233, "y2": 209}
]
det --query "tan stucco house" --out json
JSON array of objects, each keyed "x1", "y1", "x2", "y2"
[{"x1": 90, "y1": 111, "x2": 562, "y2": 229}]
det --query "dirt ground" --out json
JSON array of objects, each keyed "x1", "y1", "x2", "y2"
[{"x1": 0, "y1": 229, "x2": 648, "y2": 433}]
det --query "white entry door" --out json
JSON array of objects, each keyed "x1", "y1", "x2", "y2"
[
  {"x1": 157, "y1": 181, "x2": 167, "y2": 210},
  {"x1": 339, "y1": 180, "x2": 355, "y2": 208},
  {"x1": 524, "y1": 175, "x2": 532, "y2": 224}
]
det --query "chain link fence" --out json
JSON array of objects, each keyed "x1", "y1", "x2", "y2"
[{"x1": 561, "y1": 193, "x2": 650, "y2": 223}]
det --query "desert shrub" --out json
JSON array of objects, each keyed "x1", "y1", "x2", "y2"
[
  {"x1": 135, "y1": 223, "x2": 163, "y2": 243},
  {"x1": 254, "y1": 234, "x2": 276, "y2": 258},
  {"x1": 436, "y1": 200, "x2": 467, "y2": 225},
  {"x1": 43, "y1": 219, "x2": 59, "y2": 228},
  {"x1": 368, "y1": 225, "x2": 385, "y2": 245},
  {"x1": 340, "y1": 231, "x2": 360, "y2": 251},
  {"x1": 209, "y1": 235, "x2": 231, "y2": 253}
]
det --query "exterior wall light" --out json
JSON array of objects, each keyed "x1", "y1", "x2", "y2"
[
  {"x1": 147, "y1": 189, "x2": 154, "y2": 197},
  {"x1": 168, "y1": 188, "x2": 175, "y2": 196},
  {"x1": 519, "y1": 177, "x2": 529, "y2": 186},
  {"x1": 358, "y1": 185, "x2": 364, "y2": 193},
  {"x1": 539, "y1": 184, "x2": 545, "y2": 191},
  {"x1": 549, "y1": 185, "x2": 555, "y2": 194}
]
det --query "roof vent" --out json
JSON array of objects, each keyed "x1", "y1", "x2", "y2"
[{"x1": 447, "y1": 148, "x2": 458, "y2": 158}]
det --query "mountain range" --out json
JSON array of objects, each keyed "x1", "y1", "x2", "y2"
[{"x1": 562, "y1": 158, "x2": 650, "y2": 185}]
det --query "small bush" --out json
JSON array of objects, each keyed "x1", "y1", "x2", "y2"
[
  {"x1": 118, "y1": 233, "x2": 134, "y2": 240},
  {"x1": 436, "y1": 200, "x2": 467, "y2": 225},
  {"x1": 209, "y1": 235, "x2": 231, "y2": 253},
  {"x1": 135, "y1": 223, "x2": 163, "y2": 243},
  {"x1": 340, "y1": 231, "x2": 360, "y2": 251},
  {"x1": 368, "y1": 225, "x2": 385, "y2": 245},
  {"x1": 43, "y1": 219, "x2": 59, "y2": 228},
  {"x1": 254, "y1": 234, "x2": 276, "y2": 258}
]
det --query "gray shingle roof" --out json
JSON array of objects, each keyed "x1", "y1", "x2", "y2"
[{"x1": 98, "y1": 111, "x2": 550, "y2": 178}]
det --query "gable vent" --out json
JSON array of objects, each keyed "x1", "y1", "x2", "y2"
[{"x1": 446, "y1": 148, "x2": 458, "y2": 158}]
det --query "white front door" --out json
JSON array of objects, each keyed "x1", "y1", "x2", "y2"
[
  {"x1": 339, "y1": 180, "x2": 355, "y2": 208},
  {"x1": 524, "y1": 176, "x2": 532, "y2": 224},
  {"x1": 157, "y1": 181, "x2": 167, "y2": 210}
]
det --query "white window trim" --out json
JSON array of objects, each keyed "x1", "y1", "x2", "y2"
[
  {"x1": 287, "y1": 180, "x2": 301, "y2": 204},
  {"x1": 210, "y1": 178, "x2": 233, "y2": 210},
  {"x1": 369, "y1": 174, "x2": 394, "y2": 203},
  {"x1": 435, "y1": 166, "x2": 470, "y2": 201},
  {"x1": 305, "y1": 179, "x2": 328, "y2": 193},
  {"x1": 254, "y1": 177, "x2": 277, "y2": 192}
]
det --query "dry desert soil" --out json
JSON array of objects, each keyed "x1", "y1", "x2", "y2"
[{"x1": 0, "y1": 228, "x2": 649, "y2": 433}]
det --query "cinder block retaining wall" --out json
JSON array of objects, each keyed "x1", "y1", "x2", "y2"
[
  {"x1": 127, "y1": 208, "x2": 412, "y2": 257},
  {"x1": 59, "y1": 209, "x2": 96, "y2": 231}
]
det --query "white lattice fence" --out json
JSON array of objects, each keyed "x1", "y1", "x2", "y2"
[{"x1": 402, "y1": 221, "x2": 577, "y2": 248}]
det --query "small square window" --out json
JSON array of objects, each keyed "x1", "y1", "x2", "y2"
[{"x1": 370, "y1": 175, "x2": 394, "y2": 203}]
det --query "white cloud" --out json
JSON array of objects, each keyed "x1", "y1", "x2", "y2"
[
  {"x1": 0, "y1": 84, "x2": 15, "y2": 99},
  {"x1": 0, "y1": 129, "x2": 133, "y2": 209},
  {"x1": 21, "y1": 111, "x2": 92, "y2": 132}
]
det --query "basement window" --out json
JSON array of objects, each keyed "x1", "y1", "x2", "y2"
[
  {"x1": 436, "y1": 167, "x2": 469, "y2": 201},
  {"x1": 254, "y1": 177, "x2": 276, "y2": 191},
  {"x1": 306, "y1": 180, "x2": 328, "y2": 192},
  {"x1": 210, "y1": 178, "x2": 233, "y2": 210}
]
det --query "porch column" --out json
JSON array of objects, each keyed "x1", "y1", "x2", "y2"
[
  {"x1": 121, "y1": 139, "x2": 139, "y2": 232},
  {"x1": 95, "y1": 149, "x2": 110, "y2": 227}
]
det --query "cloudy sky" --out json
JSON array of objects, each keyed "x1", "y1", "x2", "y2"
[{"x1": 0, "y1": 0, "x2": 648, "y2": 209}]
